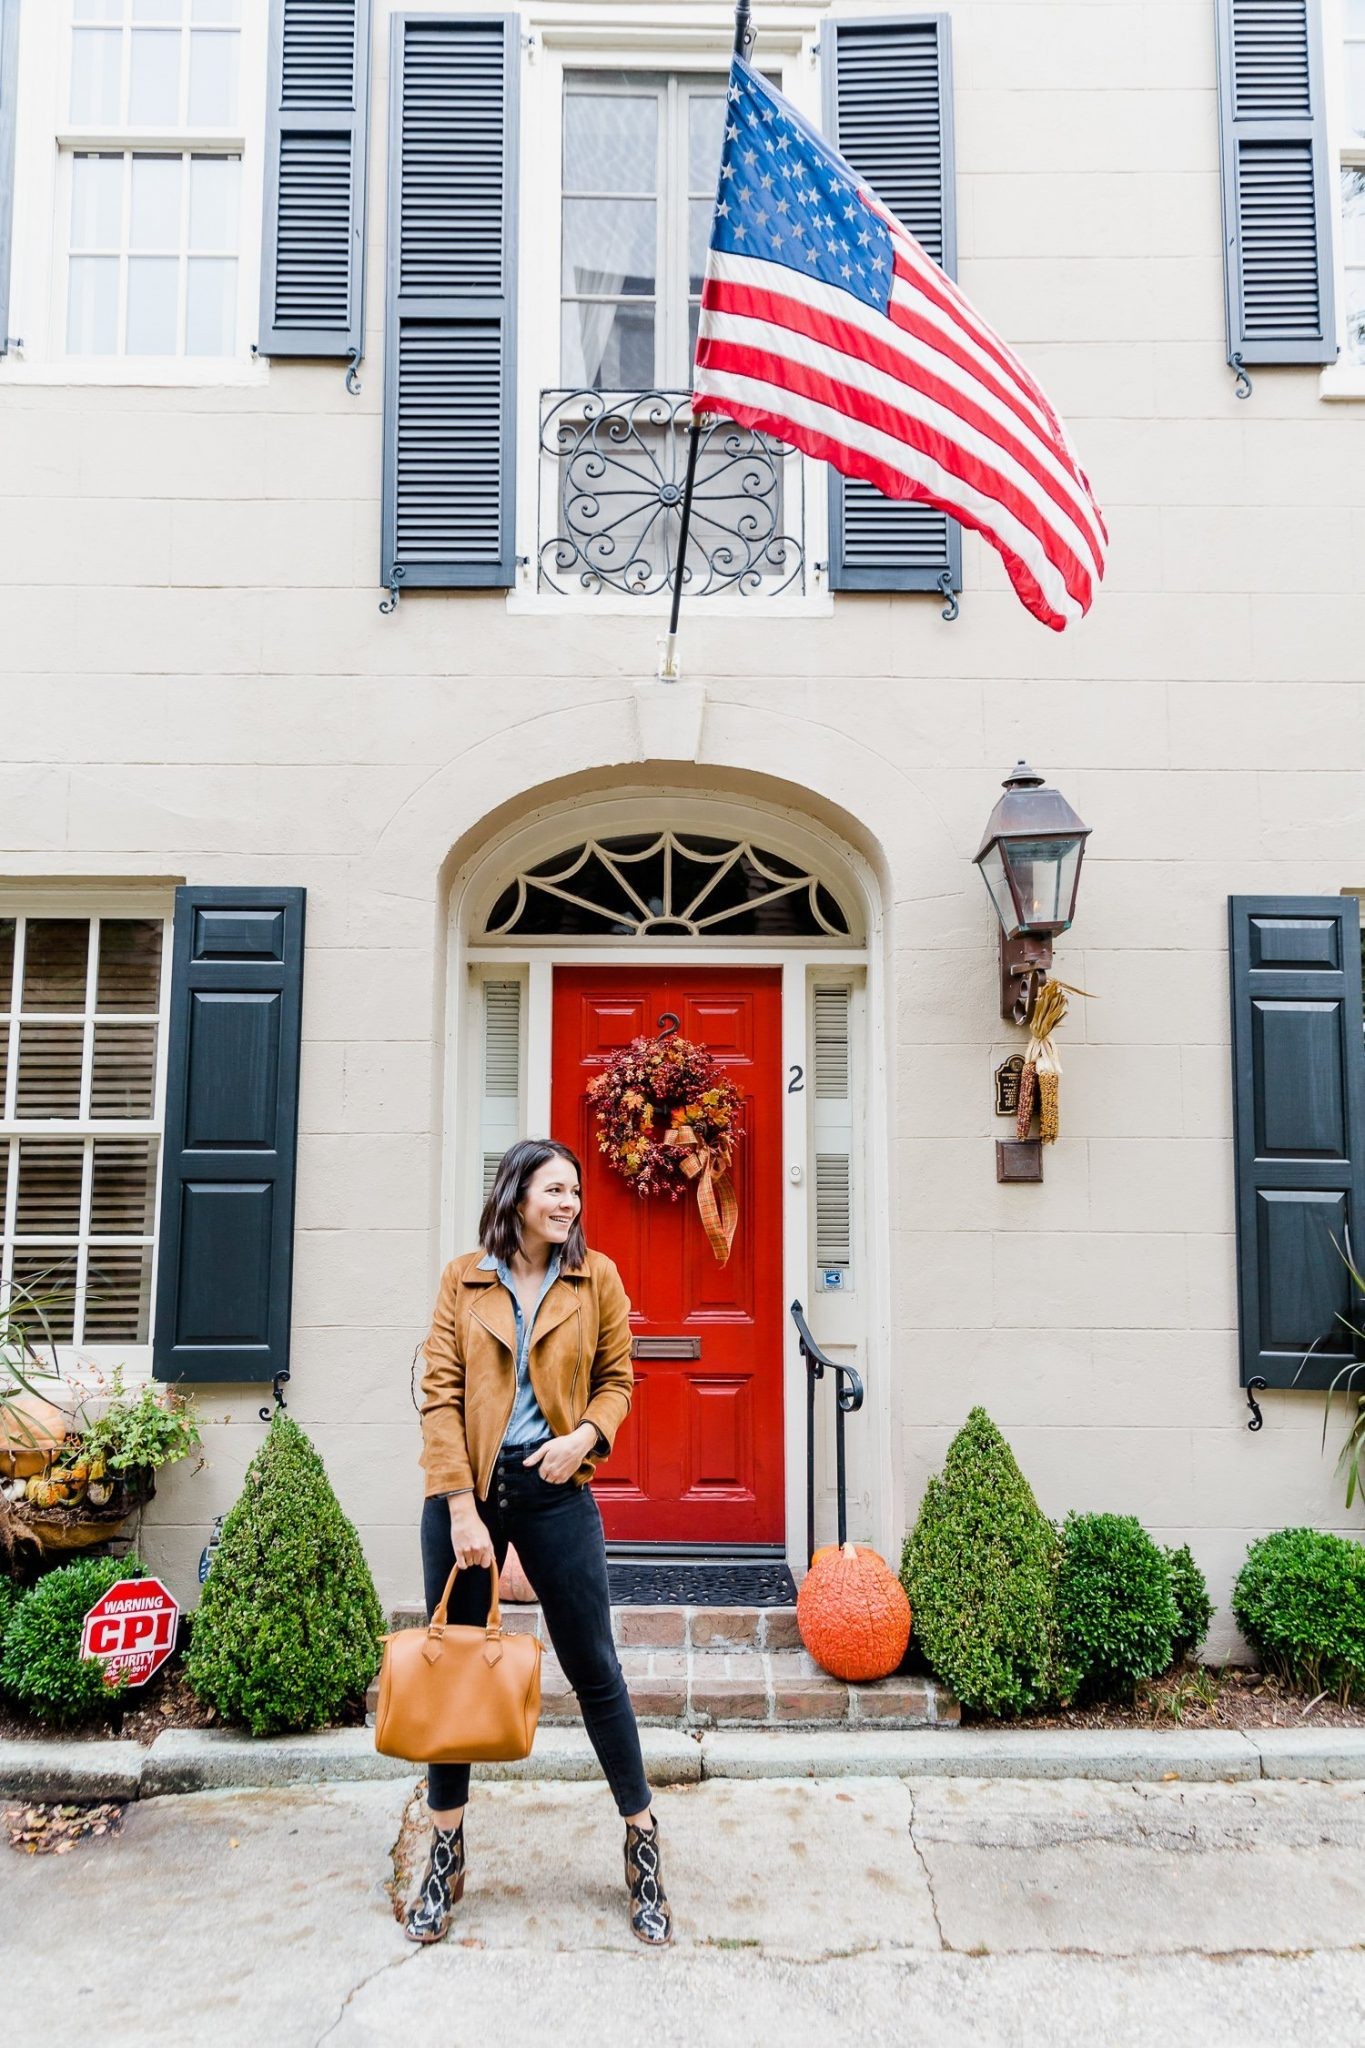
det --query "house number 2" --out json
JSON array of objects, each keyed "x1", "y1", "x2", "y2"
[{"x1": 788, "y1": 1065, "x2": 805, "y2": 1093}]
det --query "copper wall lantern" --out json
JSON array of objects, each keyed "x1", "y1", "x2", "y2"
[{"x1": 974, "y1": 762, "x2": 1091, "y2": 1024}]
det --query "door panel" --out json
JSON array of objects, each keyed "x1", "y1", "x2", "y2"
[{"x1": 552, "y1": 965, "x2": 784, "y2": 1545}]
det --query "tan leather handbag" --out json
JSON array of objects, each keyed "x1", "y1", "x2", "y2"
[{"x1": 373, "y1": 1561, "x2": 542, "y2": 1765}]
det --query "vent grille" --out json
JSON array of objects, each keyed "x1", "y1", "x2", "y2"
[
  {"x1": 813, "y1": 987, "x2": 851, "y2": 1100},
  {"x1": 281, "y1": 0, "x2": 357, "y2": 109},
  {"x1": 815, "y1": 1153, "x2": 852, "y2": 1268},
  {"x1": 840, "y1": 486, "x2": 952, "y2": 570},
  {"x1": 482, "y1": 982, "x2": 520, "y2": 1097},
  {"x1": 1231, "y1": 0, "x2": 1310, "y2": 118},
  {"x1": 400, "y1": 20, "x2": 506, "y2": 296},
  {"x1": 395, "y1": 322, "x2": 504, "y2": 565},
  {"x1": 1236, "y1": 139, "x2": 1322, "y2": 336},
  {"x1": 272, "y1": 133, "x2": 351, "y2": 328}
]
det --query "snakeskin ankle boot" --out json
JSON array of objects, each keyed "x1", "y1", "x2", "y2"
[
  {"x1": 404, "y1": 1822, "x2": 466, "y2": 1944},
  {"x1": 624, "y1": 1816, "x2": 673, "y2": 1946}
]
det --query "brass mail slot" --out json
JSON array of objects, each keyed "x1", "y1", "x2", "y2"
[{"x1": 631, "y1": 1336, "x2": 702, "y2": 1361}]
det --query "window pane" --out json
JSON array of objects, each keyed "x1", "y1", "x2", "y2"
[
  {"x1": 131, "y1": 154, "x2": 182, "y2": 250},
  {"x1": 127, "y1": 256, "x2": 180, "y2": 352},
  {"x1": 83, "y1": 1247, "x2": 153, "y2": 1342},
  {"x1": 688, "y1": 94, "x2": 727, "y2": 189},
  {"x1": 1347, "y1": 269, "x2": 1365, "y2": 367},
  {"x1": 91, "y1": 1023, "x2": 158, "y2": 1117},
  {"x1": 23, "y1": 922, "x2": 90, "y2": 1011},
  {"x1": 188, "y1": 29, "x2": 238, "y2": 124},
  {"x1": 186, "y1": 256, "x2": 236, "y2": 352},
  {"x1": 562, "y1": 199, "x2": 656, "y2": 294},
  {"x1": 193, "y1": 0, "x2": 242, "y2": 19},
  {"x1": 15, "y1": 1139, "x2": 84, "y2": 1236},
  {"x1": 1346, "y1": 0, "x2": 1365, "y2": 29},
  {"x1": 1349, "y1": 41, "x2": 1365, "y2": 135},
  {"x1": 71, "y1": 154, "x2": 123, "y2": 250},
  {"x1": 563, "y1": 94, "x2": 657, "y2": 192},
  {"x1": 67, "y1": 257, "x2": 120, "y2": 354},
  {"x1": 689, "y1": 199, "x2": 713, "y2": 294},
  {"x1": 135, "y1": 0, "x2": 183, "y2": 19},
  {"x1": 130, "y1": 28, "x2": 182, "y2": 123},
  {"x1": 76, "y1": 0, "x2": 124, "y2": 20},
  {"x1": 688, "y1": 298, "x2": 700, "y2": 369},
  {"x1": 90, "y1": 1136, "x2": 157, "y2": 1233},
  {"x1": 561, "y1": 300, "x2": 655, "y2": 388},
  {"x1": 11, "y1": 1254, "x2": 78, "y2": 1342},
  {"x1": 0, "y1": 922, "x2": 13, "y2": 1006},
  {"x1": 1346, "y1": 169, "x2": 1365, "y2": 262},
  {"x1": 15, "y1": 1024, "x2": 85, "y2": 1118},
  {"x1": 96, "y1": 921, "x2": 162, "y2": 1012},
  {"x1": 70, "y1": 28, "x2": 122, "y2": 124},
  {"x1": 189, "y1": 153, "x2": 239, "y2": 249}
]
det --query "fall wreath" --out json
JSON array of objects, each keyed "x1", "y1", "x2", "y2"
[{"x1": 588, "y1": 1033, "x2": 744, "y2": 1264}]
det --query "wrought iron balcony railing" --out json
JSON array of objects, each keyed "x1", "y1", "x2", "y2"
[{"x1": 537, "y1": 388, "x2": 806, "y2": 599}]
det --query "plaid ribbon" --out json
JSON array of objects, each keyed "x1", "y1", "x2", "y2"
[{"x1": 663, "y1": 1125, "x2": 738, "y2": 1266}]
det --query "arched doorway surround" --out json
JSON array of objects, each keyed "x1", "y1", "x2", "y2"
[{"x1": 445, "y1": 784, "x2": 888, "y2": 1578}]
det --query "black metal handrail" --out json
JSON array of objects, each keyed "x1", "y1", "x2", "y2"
[{"x1": 790, "y1": 1299, "x2": 865, "y2": 1565}]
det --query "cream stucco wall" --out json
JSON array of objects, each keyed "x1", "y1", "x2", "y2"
[{"x1": 2, "y1": 0, "x2": 1364, "y2": 1659}]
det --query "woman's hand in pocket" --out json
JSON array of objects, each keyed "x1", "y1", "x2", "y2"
[
  {"x1": 447, "y1": 1495, "x2": 495, "y2": 1569},
  {"x1": 523, "y1": 1425, "x2": 598, "y2": 1486}
]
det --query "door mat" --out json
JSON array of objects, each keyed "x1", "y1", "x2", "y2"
[{"x1": 607, "y1": 1559, "x2": 799, "y2": 1606}]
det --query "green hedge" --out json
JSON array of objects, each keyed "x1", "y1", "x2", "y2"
[
  {"x1": 1055, "y1": 1512, "x2": 1180, "y2": 1702},
  {"x1": 186, "y1": 1413, "x2": 384, "y2": 1736},
  {"x1": 1233, "y1": 1527, "x2": 1365, "y2": 1702},
  {"x1": 0, "y1": 1556, "x2": 136, "y2": 1727},
  {"x1": 1164, "y1": 1543, "x2": 1214, "y2": 1661}
]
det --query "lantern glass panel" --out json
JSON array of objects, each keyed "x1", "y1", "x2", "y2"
[
  {"x1": 976, "y1": 842, "x2": 1021, "y2": 937},
  {"x1": 1001, "y1": 835, "x2": 1084, "y2": 933}
]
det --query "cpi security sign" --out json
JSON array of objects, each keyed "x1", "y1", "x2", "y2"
[{"x1": 80, "y1": 1576, "x2": 180, "y2": 1688}]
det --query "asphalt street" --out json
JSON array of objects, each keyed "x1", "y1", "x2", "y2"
[{"x1": 4, "y1": 1773, "x2": 1365, "y2": 2047}]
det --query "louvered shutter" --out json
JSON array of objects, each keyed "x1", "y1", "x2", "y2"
[
  {"x1": 812, "y1": 985, "x2": 854, "y2": 1288},
  {"x1": 823, "y1": 15, "x2": 960, "y2": 593},
  {"x1": 1229, "y1": 897, "x2": 1365, "y2": 1391},
  {"x1": 0, "y1": 0, "x2": 19, "y2": 357},
  {"x1": 153, "y1": 888, "x2": 306, "y2": 1384},
  {"x1": 381, "y1": 14, "x2": 519, "y2": 593},
  {"x1": 259, "y1": 0, "x2": 371, "y2": 360},
  {"x1": 1215, "y1": 0, "x2": 1337, "y2": 367},
  {"x1": 479, "y1": 978, "x2": 522, "y2": 1198}
]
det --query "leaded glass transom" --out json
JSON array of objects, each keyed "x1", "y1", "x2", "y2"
[{"x1": 483, "y1": 833, "x2": 852, "y2": 940}]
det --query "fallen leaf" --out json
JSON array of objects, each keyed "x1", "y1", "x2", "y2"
[
  {"x1": 229, "y1": 1838, "x2": 239, "y2": 1849},
  {"x1": 1161, "y1": 1772, "x2": 1179, "y2": 1782}
]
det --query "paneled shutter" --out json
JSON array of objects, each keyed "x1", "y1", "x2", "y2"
[
  {"x1": 259, "y1": 0, "x2": 371, "y2": 360},
  {"x1": 479, "y1": 978, "x2": 522, "y2": 1198},
  {"x1": 1214, "y1": 0, "x2": 1337, "y2": 367},
  {"x1": 1229, "y1": 896, "x2": 1365, "y2": 1391},
  {"x1": 153, "y1": 888, "x2": 306, "y2": 1384},
  {"x1": 823, "y1": 15, "x2": 960, "y2": 593},
  {"x1": 0, "y1": 0, "x2": 19, "y2": 357},
  {"x1": 381, "y1": 14, "x2": 519, "y2": 593},
  {"x1": 812, "y1": 984, "x2": 854, "y2": 1285}
]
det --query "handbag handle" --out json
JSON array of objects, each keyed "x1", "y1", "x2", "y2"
[{"x1": 431, "y1": 1558, "x2": 503, "y2": 1638}]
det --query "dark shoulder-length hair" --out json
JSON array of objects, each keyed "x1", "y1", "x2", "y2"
[{"x1": 479, "y1": 1138, "x2": 587, "y2": 1268}]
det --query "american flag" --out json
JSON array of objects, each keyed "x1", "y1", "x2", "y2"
[{"x1": 693, "y1": 59, "x2": 1107, "y2": 631}]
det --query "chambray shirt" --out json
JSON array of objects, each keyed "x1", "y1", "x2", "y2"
[{"x1": 477, "y1": 1250, "x2": 559, "y2": 1450}]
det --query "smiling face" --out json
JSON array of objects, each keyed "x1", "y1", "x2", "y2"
[{"x1": 517, "y1": 1155, "x2": 582, "y2": 1258}]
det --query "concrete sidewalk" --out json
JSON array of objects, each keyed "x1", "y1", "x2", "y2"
[
  {"x1": 5, "y1": 1720, "x2": 1365, "y2": 1802},
  {"x1": 4, "y1": 1773, "x2": 1365, "y2": 2047}
]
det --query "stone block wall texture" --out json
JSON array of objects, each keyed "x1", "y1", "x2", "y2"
[{"x1": 2, "y1": 1, "x2": 1364, "y2": 1658}]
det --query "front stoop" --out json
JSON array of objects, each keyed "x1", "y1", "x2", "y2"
[{"x1": 377, "y1": 1602, "x2": 957, "y2": 1730}]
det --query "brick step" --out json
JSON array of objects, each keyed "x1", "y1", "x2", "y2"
[{"x1": 372, "y1": 1602, "x2": 957, "y2": 1731}]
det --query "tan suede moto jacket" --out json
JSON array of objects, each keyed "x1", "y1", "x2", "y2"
[{"x1": 418, "y1": 1248, "x2": 635, "y2": 1500}]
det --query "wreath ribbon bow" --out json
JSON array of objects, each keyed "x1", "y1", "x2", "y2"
[{"x1": 663, "y1": 1124, "x2": 739, "y2": 1266}]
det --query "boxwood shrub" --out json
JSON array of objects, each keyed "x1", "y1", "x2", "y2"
[
  {"x1": 186, "y1": 1412, "x2": 384, "y2": 1736},
  {"x1": 0, "y1": 1554, "x2": 136, "y2": 1726},
  {"x1": 901, "y1": 1407, "x2": 1059, "y2": 1716},
  {"x1": 1055, "y1": 1512, "x2": 1180, "y2": 1702},
  {"x1": 1164, "y1": 1543, "x2": 1214, "y2": 1661},
  {"x1": 1232, "y1": 1527, "x2": 1365, "y2": 1702},
  {"x1": 0, "y1": 1574, "x2": 25, "y2": 1649}
]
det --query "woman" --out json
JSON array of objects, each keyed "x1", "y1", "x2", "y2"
[{"x1": 408, "y1": 1136, "x2": 672, "y2": 1948}]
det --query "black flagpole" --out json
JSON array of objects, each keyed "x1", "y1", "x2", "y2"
[{"x1": 660, "y1": 0, "x2": 754, "y2": 679}]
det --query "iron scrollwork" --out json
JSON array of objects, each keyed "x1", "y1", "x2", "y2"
[{"x1": 538, "y1": 389, "x2": 805, "y2": 598}]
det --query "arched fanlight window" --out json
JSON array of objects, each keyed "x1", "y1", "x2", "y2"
[{"x1": 482, "y1": 832, "x2": 852, "y2": 940}]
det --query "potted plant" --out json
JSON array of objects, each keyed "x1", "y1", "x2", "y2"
[{"x1": 12, "y1": 1368, "x2": 202, "y2": 1557}]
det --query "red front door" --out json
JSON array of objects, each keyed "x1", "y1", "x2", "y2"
[{"x1": 551, "y1": 966, "x2": 784, "y2": 1546}]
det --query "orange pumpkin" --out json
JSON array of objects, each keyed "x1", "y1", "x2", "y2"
[
  {"x1": 797, "y1": 1540, "x2": 911, "y2": 1681},
  {"x1": 499, "y1": 1543, "x2": 536, "y2": 1604}
]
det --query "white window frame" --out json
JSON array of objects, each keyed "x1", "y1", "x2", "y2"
[
  {"x1": 0, "y1": 0, "x2": 268, "y2": 384},
  {"x1": 512, "y1": 5, "x2": 833, "y2": 615},
  {"x1": 1321, "y1": 0, "x2": 1365, "y2": 396},
  {"x1": 0, "y1": 887, "x2": 173, "y2": 1379}
]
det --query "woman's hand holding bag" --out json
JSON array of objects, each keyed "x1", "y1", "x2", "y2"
[{"x1": 373, "y1": 1560, "x2": 542, "y2": 1765}]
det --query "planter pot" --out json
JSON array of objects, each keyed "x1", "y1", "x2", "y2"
[{"x1": 12, "y1": 1469, "x2": 155, "y2": 1556}]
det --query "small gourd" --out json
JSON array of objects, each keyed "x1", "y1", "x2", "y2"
[
  {"x1": 796, "y1": 1540, "x2": 912, "y2": 1682},
  {"x1": 26, "y1": 1475, "x2": 59, "y2": 1509}
]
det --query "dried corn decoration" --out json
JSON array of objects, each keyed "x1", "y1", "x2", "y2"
[{"x1": 1015, "y1": 979, "x2": 1088, "y2": 1144}]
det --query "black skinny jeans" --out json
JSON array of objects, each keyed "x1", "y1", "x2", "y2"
[{"x1": 420, "y1": 1446, "x2": 651, "y2": 1817}]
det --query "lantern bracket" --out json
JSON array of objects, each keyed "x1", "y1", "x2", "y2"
[{"x1": 1000, "y1": 931, "x2": 1052, "y2": 1026}]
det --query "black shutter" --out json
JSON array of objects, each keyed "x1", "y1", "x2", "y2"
[
  {"x1": 381, "y1": 14, "x2": 519, "y2": 595},
  {"x1": 153, "y1": 888, "x2": 306, "y2": 1385},
  {"x1": 0, "y1": 0, "x2": 19, "y2": 357},
  {"x1": 1229, "y1": 896, "x2": 1365, "y2": 1391},
  {"x1": 1214, "y1": 0, "x2": 1337, "y2": 369},
  {"x1": 259, "y1": 0, "x2": 372, "y2": 361},
  {"x1": 823, "y1": 14, "x2": 960, "y2": 594}
]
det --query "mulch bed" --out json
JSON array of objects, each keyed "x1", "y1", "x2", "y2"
[
  {"x1": 0, "y1": 1651, "x2": 369, "y2": 1746},
  {"x1": 966, "y1": 1666, "x2": 1365, "y2": 1732}
]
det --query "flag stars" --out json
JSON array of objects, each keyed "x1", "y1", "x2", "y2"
[
  {"x1": 726, "y1": 122, "x2": 739, "y2": 141},
  {"x1": 742, "y1": 147, "x2": 757, "y2": 167},
  {"x1": 716, "y1": 199, "x2": 731, "y2": 220},
  {"x1": 774, "y1": 195, "x2": 789, "y2": 214},
  {"x1": 759, "y1": 171, "x2": 773, "y2": 190},
  {"x1": 720, "y1": 161, "x2": 735, "y2": 180}
]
